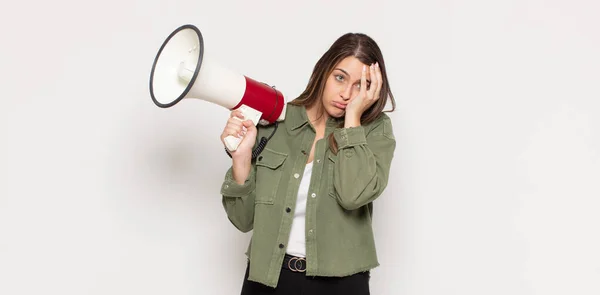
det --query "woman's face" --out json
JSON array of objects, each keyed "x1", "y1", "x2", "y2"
[{"x1": 320, "y1": 56, "x2": 370, "y2": 119}]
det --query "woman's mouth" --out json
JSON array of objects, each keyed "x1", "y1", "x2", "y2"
[{"x1": 333, "y1": 102, "x2": 347, "y2": 109}]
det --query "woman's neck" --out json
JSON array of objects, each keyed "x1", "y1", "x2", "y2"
[{"x1": 306, "y1": 104, "x2": 328, "y2": 130}]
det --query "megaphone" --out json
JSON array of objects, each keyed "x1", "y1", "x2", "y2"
[{"x1": 149, "y1": 24, "x2": 286, "y2": 151}]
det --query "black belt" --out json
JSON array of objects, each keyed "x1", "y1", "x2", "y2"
[{"x1": 282, "y1": 254, "x2": 307, "y2": 272}]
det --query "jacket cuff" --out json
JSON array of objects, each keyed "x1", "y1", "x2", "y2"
[
  {"x1": 220, "y1": 167, "x2": 255, "y2": 197},
  {"x1": 333, "y1": 126, "x2": 367, "y2": 149}
]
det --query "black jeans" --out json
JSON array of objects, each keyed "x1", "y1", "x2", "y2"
[{"x1": 240, "y1": 262, "x2": 370, "y2": 295}]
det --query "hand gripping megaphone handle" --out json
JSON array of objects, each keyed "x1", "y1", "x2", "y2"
[{"x1": 224, "y1": 105, "x2": 263, "y2": 152}]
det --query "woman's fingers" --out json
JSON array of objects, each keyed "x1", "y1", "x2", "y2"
[
  {"x1": 241, "y1": 119, "x2": 255, "y2": 128},
  {"x1": 227, "y1": 116, "x2": 245, "y2": 127},
  {"x1": 222, "y1": 115, "x2": 247, "y2": 139},
  {"x1": 221, "y1": 110, "x2": 255, "y2": 149},
  {"x1": 224, "y1": 124, "x2": 244, "y2": 137},
  {"x1": 230, "y1": 109, "x2": 245, "y2": 119},
  {"x1": 229, "y1": 119, "x2": 244, "y2": 133},
  {"x1": 360, "y1": 64, "x2": 368, "y2": 98},
  {"x1": 368, "y1": 63, "x2": 377, "y2": 99},
  {"x1": 224, "y1": 127, "x2": 240, "y2": 138},
  {"x1": 373, "y1": 62, "x2": 383, "y2": 101}
]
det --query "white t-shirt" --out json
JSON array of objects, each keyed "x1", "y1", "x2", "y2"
[{"x1": 285, "y1": 161, "x2": 313, "y2": 258}]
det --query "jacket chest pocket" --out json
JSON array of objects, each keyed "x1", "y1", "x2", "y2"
[{"x1": 255, "y1": 148, "x2": 288, "y2": 205}]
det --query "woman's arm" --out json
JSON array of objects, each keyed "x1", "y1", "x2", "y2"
[
  {"x1": 221, "y1": 159, "x2": 257, "y2": 233},
  {"x1": 219, "y1": 111, "x2": 258, "y2": 232},
  {"x1": 330, "y1": 116, "x2": 396, "y2": 210}
]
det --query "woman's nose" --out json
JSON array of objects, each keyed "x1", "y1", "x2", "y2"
[{"x1": 340, "y1": 85, "x2": 352, "y2": 100}]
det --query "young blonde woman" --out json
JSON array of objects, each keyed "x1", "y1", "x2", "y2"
[{"x1": 220, "y1": 32, "x2": 396, "y2": 295}]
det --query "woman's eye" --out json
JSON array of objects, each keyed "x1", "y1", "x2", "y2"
[
  {"x1": 335, "y1": 75, "x2": 344, "y2": 82},
  {"x1": 355, "y1": 82, "x2": 370, "y2": 90}
]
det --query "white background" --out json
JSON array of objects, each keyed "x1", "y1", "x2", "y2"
[{"x1": 1, "y1": 0, "x2": 599, "y2": 294}]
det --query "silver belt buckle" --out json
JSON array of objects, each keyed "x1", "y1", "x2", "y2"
[{"x1": 288, "y1": 257, "x2": 306, "y2": 272}]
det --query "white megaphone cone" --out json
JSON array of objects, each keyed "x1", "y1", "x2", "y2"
[{"x1": 149, "y1": 24, "x2": 286, "y2": 152}]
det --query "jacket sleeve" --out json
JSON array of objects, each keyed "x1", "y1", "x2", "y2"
[
  {"x1": 330, "y1": 115, "x2": 396, "y2": 210},
  {"x1": 220, "y1": 163, "x2": 257, "y2": 233}
]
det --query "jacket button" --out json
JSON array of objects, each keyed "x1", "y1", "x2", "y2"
[
  {"x1": 279, "y1": 244, "x2": 284, "y2": 249},
  {"x1": 286, "y1": 207, "x2": 291, "y2": 213},
  {"x1": 258, "y1": 156, "x2": 263, "y2": 161}
]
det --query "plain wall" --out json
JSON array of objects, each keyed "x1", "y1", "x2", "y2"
[{"x1": 1, "y1": 0, "x2": 599, "y2": 294}]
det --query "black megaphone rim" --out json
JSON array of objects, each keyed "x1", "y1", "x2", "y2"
[{"x1": 149, "y1": 24, "x2": 204, "y2": 108}]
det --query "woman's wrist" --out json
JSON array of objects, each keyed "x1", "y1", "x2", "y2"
[
  {"x1": 231, "y1": 152, "x2": 252, "y2": 185},
  {"x1": 344, "y1": 112, "x2": 362, "y2": 128},
  {"x1": 231, "y1": 149, "x2": 252, "y2": 162}
]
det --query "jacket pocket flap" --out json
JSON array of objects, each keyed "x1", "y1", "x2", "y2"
[{"x1": 256, "y1": 148, "x2": 287, "y2": 169}]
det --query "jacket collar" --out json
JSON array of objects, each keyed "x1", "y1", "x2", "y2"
[
  {"x1": 285, "y1": 103, "x2": 343, "y2": 132},
  {"x1": 285, "y1": 103, "x2": 310, "y2": 131}
]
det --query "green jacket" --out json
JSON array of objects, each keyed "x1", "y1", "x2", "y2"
[{"x1": 220, "y1": 103, "x2": 396, "y2": 288}]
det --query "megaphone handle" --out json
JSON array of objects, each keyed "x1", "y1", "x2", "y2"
[
  {"x1": 224, "y1": 105, "x2": 262, "y2": 152},
  {"x1": 224, "y1": 134, "x2": 242, "y2": 152}
]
